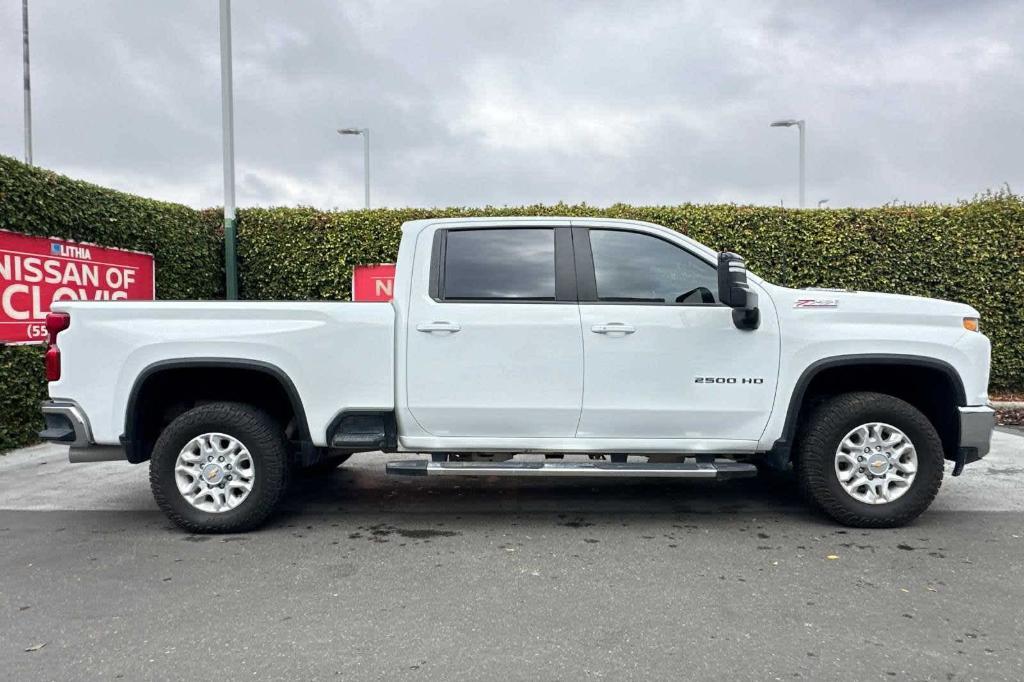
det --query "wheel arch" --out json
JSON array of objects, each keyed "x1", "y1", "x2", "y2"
[
  {"x1": 769, "y1": 354, "x2": 966, "y2": 466},
  {"x1": 123, "y1": 358, "x2": 311, "y2": 464}
]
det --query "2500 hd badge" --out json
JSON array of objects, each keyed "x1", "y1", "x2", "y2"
[{"x1": 694, "y1": 376, "x2": 765, "y2": 384}]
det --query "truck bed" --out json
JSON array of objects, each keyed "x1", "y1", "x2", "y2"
[{"x1": 48, "y1": 301, "x2": 395, "y2": 446}]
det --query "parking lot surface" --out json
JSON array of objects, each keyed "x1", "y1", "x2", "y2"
[{"x1": 1, "y1": 430, "x2": 1022, "y2": 680}]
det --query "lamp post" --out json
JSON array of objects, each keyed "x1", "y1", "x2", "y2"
[
  {"x1": 220, "y1": 0, "x2": 238, "y2": 299},
  {"x1": 22, "y1": 0, "x2": 32, "y2": 165},
  {"x1": 770, "y1": 119, "x2": 805, "y2": 208},
  {"x1": 337, "y1": 127, "x2": 370, "y2": 209}
]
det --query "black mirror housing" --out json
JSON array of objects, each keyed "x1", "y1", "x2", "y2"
[{"x1": 717, "y1": 252, "x2": 760, "y2": 330}]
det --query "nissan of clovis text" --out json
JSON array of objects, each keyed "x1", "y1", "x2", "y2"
[{"x1": 38, "y1": 218, "x2": 995, "y2": 533}]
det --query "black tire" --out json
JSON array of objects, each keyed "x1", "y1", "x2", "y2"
[
  {"x1": 150, "y1": 402, "x2": 289, "y2": 533},
  {"x1": 796, "y1": 391, "x2": 944, "y2": 528}
]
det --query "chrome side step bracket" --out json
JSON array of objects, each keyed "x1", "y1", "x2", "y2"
[{"x1": 385, "y1": 459, "x2": 757, "y2": 479}]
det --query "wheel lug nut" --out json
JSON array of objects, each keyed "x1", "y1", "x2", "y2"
[
  {"x1": 218, "y1": 456, "x2": 225, "y2": 462},
  {"x1": 226, "y1": 475, "x2": 233, "y2": 481},
  {"x1": 857, "y1": 456, "x2": 865, "y2": 462},
  {"x1": 208, "y1": 456, "x2": 213, "y2": 462},
  {"x1": 218, "y1": 483, "x2": 225, "y2": 489},
  {"x1": 226, "y1": 464, "x2": 232, "y2": 470}
]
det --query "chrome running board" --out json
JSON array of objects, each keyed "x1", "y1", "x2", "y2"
[{"x1": 385, "y1": 460, "x2": 757, "y2": 479}]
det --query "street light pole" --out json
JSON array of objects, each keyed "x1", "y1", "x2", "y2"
[
  {"x1": 770, "y1": 118, "x2": 806, "y2": 208},
  {"x1": 22, "y1": 0, "x2": 32, "y2": 165},
  {"x1": 337, "y1": 127, "x2": 370, "y2": 209},
  {"x1": 798, "y1": 120, "x2": 805, "y2": 209},
  {"x1": 220, "y1": 0, "x2": 238, "y2": 299},
  {"x1": 363, "y1": 128, "x2": 370, "y2": 209}
]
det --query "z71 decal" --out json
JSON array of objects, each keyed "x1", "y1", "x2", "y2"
[{"x1": 794, "y1": 298, "x2": 838, "y2": 308}]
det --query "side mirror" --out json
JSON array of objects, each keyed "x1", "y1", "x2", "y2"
[{"x1": 717, "y1": 252, "x2": 760, "y2": 330}]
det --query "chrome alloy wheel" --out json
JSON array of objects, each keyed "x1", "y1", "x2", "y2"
[
  {"x1": 174, "y1": 433, "x2": 255, "y2": 513},
  {"x1": 834, "y1": 422, "x2": 918, "y2": 505}
]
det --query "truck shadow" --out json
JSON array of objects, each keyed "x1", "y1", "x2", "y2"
[{"x1": 281, "y1": 456, "x2": 813, "y2": 519}]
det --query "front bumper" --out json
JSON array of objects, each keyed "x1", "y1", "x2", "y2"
[
  {"x1": 39, "y1": 401, "x2": 126, "y2": 462},
  {"x1": 958, "y1": 405, "x2": 996, "y2": 462}
]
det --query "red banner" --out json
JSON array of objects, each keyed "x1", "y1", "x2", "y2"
[
  {"x1": 0, "y1": 230, "x2": 155, "y2": 344},
  {"x1": 352, "y1": 263, "x2": 396, "y2": 302}
]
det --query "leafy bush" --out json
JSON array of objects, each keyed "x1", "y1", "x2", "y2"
[{"x1": 0, "y1": 345, "x2": 46, "y2": 452}]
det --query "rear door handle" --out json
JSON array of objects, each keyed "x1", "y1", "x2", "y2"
[
  {"x1": 416, "y1": 321, "x2": 461, "y2": 333},
  {"x1": 591, "y1": 323, "x2": 636, "y2": 335}
]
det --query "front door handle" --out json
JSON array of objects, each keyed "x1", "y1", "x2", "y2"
[
  {"x1": 417, "y1": 321, "x2": 461, "y2": 333},
  {"x1": 591, "y1": 323, "x2": 636, "y2": 335}
]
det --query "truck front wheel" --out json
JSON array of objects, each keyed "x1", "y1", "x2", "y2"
[
  {"x1": 149, "y1": 402, "x2": 289, "y2": 533},
  {"x1": 796, "y1": 392, "x2": 944, "y2": 528}
]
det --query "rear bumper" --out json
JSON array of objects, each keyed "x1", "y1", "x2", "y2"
[
  {"x1": 959, "y1": 405, "x2": 995, "y2": 462},
  {"x1": 39, "y1": 401, "x2": 126, "y2": 462}
]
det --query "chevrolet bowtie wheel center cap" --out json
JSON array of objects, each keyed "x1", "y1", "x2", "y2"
[
  {"x1": 202, "y1": 463, "x2": 225, "y2": 485},
  {"x1": 866, "y1": 453, "x2": 890, "y2": 475}
]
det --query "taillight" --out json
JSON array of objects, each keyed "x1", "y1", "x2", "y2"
[
  {"x1": 45, "y1": 345, "x2": 62, "y2": 381},
  {"x1": 44, "y1": 312, "x2": 70, "y2": 382},
  {"x1": 46, "y1": 312, "x2": 70, "y2": 343}
]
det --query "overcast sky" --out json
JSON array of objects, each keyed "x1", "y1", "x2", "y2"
[{"x1": 1, "y1": 0, "x2": 1021, "y2": 210}]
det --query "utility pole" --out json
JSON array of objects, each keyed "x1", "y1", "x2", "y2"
[
  {"x1": 220, "y1": 0, "x2": 238, "y2": 299},
  {"x1": 22, "y1": 0, "x2": 32, "y2": 165}
]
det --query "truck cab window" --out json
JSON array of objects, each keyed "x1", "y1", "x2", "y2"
[
  {"x1": 443, "y1": 228, "x2": 556, "y2": 300},
  {"x1": 588, "y1": 229, "x2": 718, "y2": 304}
]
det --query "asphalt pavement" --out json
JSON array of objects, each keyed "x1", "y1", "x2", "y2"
[{"x1": 1, "y1": 430, "x2": 1022, "y2": 680}]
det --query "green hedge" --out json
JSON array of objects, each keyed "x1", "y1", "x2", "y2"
[
  {"x1": 0, "y1": 345, "x2": 47, "y2": 451},
  {"x1": 0, "y1": 155, "x2": 223, "y2": 451},
  {"x1": 2, "y1": 154, "x2": 1022, "y2": 451},
  {"x1": 238, "y1": 197, "x2": 1023, "y2": 391}
]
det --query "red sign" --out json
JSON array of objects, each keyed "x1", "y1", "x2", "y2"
[
  {"x1": 0, "y1": 230, "x2": 155, "y2": 344},
  {"x1": 352, "y1": 263, "x2": 396, "y2": 302}
]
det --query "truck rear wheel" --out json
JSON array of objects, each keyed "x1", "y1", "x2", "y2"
[
  {"x1": 149, "y1": 402, "x2": 289, "y2": 533},
  {"x1": 796, "y1": 392, "x2": 944, "y2": 528}
]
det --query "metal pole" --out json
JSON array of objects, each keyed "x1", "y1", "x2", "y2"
[
  {"x1": 363, "y1": 128, "x2": 370, "y2": 209},
  {"x1": 22, "y1": 0, "x2": 32, "y2": 165},
  {"x1": 220, "y1": 0, "x2": 238, "y2": 300},
  {"x1": 797, "y1": 120, "x2": 806, "y2": 209}
]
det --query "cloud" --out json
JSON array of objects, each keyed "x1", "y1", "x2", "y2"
[{"x1": 0, "y1": 0, "x2": 1021, "y2": 209}]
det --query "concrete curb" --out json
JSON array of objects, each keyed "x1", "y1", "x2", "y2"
[{"x1": 993, "y1": 401, "x2": 1024, "y2": 410}]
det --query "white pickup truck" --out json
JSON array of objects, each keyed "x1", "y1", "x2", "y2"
[{"x1": 39, "y1": 217, "x2": 995, "y2": 533}]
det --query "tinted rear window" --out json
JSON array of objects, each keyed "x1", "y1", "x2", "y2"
[{"x1": 443, "y1": 229, "x2": 556, "y2": 300}]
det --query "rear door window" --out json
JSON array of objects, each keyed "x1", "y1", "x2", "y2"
[{"x1": 442, "y1": 229, "x2": 556, "y2": 301}]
